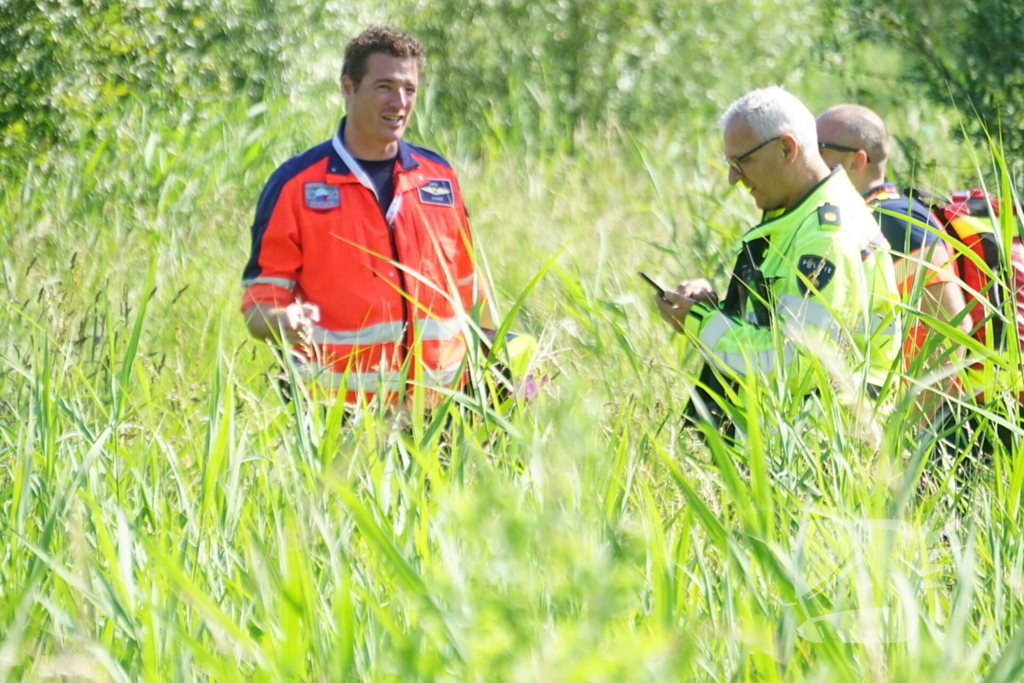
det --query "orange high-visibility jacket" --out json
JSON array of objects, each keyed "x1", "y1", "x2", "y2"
[
  {"x1": 241, "y1": 118, "x2": 484, "y2": 403},
  {"x1": 862, "y1": 183, "x2": 957, "y2": 363}
]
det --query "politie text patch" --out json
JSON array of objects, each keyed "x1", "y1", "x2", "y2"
[
  {"x1": 797, "y1": 255, "x2": 836, "y2": 295},
  {"x1": 418, "y1": 179, "x2": 454, "y2": 206},
  {"x1": 304, "y1": 183, "x2": 340, "y2": 210}
]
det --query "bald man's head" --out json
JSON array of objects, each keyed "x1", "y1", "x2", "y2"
[
  {"x1": 816, "y1": 104, "x2": 890, "y2": 192},
  {"x1": 816, "y1": 104, "x2": 890, "y2": 166}
]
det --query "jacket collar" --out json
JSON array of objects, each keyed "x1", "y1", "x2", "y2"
[
  {"x1": 862, "y1": 182, "x2": 900, "y2": 205},
  {"x1": 326, "y1": 117, "x2": 420, "y2": 177},
  {"x1": 743, "y1": 167, "x2": 853, "y2": 241}
]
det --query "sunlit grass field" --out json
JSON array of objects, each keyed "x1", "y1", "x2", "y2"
[{"x1": 2, "y1": 76, "x2": 1024, "y2": 682}]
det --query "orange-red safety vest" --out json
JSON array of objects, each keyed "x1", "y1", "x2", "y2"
[{"x1": 241, "y1": 119, "x2": 485, "y2": 404}]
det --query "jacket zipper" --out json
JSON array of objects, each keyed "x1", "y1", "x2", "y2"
[{"x1": 380, "y1": 190, "x2": 411, "y2": 367}]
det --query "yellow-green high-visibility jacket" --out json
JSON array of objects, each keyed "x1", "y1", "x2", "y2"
[{"x1": 684, "y1": 169, "x2": 901, "y2": 398}]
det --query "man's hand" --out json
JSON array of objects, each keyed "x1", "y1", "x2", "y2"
[
  {"x1": 282, "y1": 302, "x2": 320, "y2": 342},
  {"x1": 677, "y1": 278, "x2": 718, "y2": 305},
  {"x1": 656, "y1": 290, "x2": 694, "y2": 333},
  {"x1": 244, "y1": 302, "x2": 320, "y2": 344},
  {"x1": 655, "y1": 280, "x2": 718, "y2": 334}
]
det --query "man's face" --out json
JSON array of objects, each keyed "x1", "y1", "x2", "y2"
[
  {"x1": 342, "y1": 53, "x2": 419, "y2": 158},
  {"x1": 722, "y1": 115, "x2": 787, "y2": 212}
]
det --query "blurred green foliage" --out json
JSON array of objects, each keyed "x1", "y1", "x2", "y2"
[
  {"x1": 5, "y1": 0, "x2": 1022, "y2": 168},
  {"x1": 0, "y1": 0, "x2": 326, "y2": 158},
  {"x1": 833, "y1": 0, "x2": 1024, "y2": 166},
  {"x1": 402, "y1": 0, "x2": 825, "y2": 151}
]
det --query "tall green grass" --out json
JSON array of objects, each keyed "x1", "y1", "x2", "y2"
[{"x1": 2, "y1": 90, "x2": 1024, "y2": 682}]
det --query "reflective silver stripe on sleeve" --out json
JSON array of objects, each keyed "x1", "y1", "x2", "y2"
[
  {"x1": 778, "y1": 295, "x2": 843, "y2": 342},
  {"x1": 422, "y1": 361, "x2": 465, "y2": 387},
  {"x1": 698, "y1": 307, "x2": 797, "y2": 375},
  {"x1": 698, "y1": 292, "x2": 886, "y2": 377},
  {"x1": 415, "y1": 317, "x2": 461, "y2": 342},
  {"x1": 345, "y1": 371, "x2": 405, "y2": 393},
  {"x1": 299, "y1": 362, "x2": 463, "y2": 392},
  {"x1": 698, "y1": 313, "x2": 735, "y2": 351},
  {"x1": 780, "y1": 294, "x2": 896, "y2": 338},
  {"x1": 242, "y1": 277, "x2": 296, "y2": 290},
  {"x1": 296, "y1": 363, "x2": 404, "y2": 392},
  {"x1": 310, "y1": 321, "x2": 405, "y2": 346},
  {"x1": 714, "y1": 342, "x2": 796, "y2": 375},
  {"x1": 309, "y1": 318, "x2": 463, "y2": 346}
]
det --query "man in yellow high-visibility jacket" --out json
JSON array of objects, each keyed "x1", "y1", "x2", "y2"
[{"x1": 656, "y1": 87, "x2": 901, "y2": 433}]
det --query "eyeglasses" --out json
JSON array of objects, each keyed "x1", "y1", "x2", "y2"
[
  {"x1": 819, "y1": 141, "x2": 871, "y2": 163},
  {"x1": 724, "y1": 136, "x2": 780, "y2": 176}
]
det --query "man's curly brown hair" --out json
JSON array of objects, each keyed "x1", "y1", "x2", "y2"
[{"x1": 342, "y1": 26, "x2": 426, "y2": 89}]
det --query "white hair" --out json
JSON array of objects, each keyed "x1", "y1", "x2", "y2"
[{"x1": 719, "y1": 86, "x2": 818, "y2": 155}]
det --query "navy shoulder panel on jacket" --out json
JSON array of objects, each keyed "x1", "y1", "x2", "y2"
[
  {"x1": 253, "y1": 140, "x2": 334, "y2": 226},
  {"x1": 243, "y1": 140, "x2": 333, "y2": 281},
  {"x1": 874, "y1": 195, "x2": 941, "y2": 257},
  {"x1": 404, "y1": 142, "x2": 453, "y2": 170}
]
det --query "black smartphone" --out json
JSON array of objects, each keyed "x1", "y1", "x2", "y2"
[{"x1": 637, "y1": 271, "x2": 667, "y2": 301}]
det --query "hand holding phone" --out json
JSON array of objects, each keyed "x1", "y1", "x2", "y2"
[{"x1": 679, "y1": 279, "x2": 718, "y2": 306}]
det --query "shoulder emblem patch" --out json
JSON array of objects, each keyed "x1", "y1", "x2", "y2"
[
  {"x1": 418, "y1": 179, "x2": 454, "y2": 207},
  {"x1": 817, "y1": 204, "x2": 841, "y2": 226},
  {"x1": 797, "y1": 255, "x2": 836, "y2": 295},
  {"x1": 304, "y1": 182, "x2": 340, "y2": 210}
]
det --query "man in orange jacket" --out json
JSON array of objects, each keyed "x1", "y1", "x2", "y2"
[{"x1": 242, "y1": 26, "x2": 494, "y2": 404}]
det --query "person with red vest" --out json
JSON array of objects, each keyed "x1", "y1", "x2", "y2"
[
  {"x1": 241, "y1": 26, "x2": 494, "y2": 405},
  {"x1": 816, "y1": 104, "x2": 974, "y2": 420}
]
